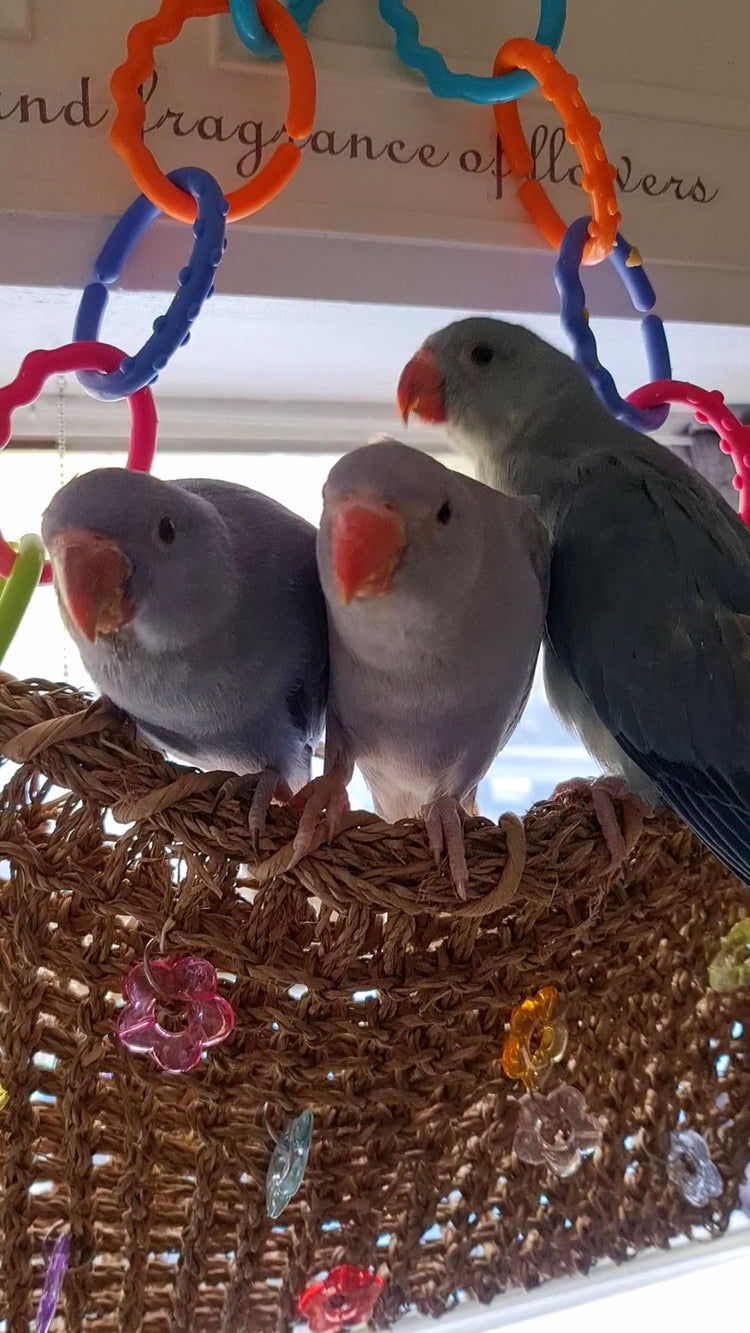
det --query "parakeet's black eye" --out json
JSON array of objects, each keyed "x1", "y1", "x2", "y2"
[
  {"x1": 436, "y1": 501, "x2": 452, "y2": 525},
  {"x1": 158, "y1": 516, "x2": 176, "y2": 545},
  {"x1": 470, "y1": 344, "x2": 494, "y2": 366}
]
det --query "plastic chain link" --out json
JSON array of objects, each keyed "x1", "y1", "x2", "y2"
[
  {"x1": 228, "y1": 0, "x2": 324, "y2": 59},
  {"x1": 378, "y1": 0, "x2": 566, "y2": 104},
  {"x1": 555, "y1": 217, "x2": 671, "y2": 432},
  {"x1": 627, "y1": 380, "x2": 750, "y2": 526},
  {"x1": 110, "y1": 0, "x2": 315, "y2": 223},
  {"x1": 0, "y1": 534, "x2": 45, "y2": 667},
  {"x1": 74, "y1": 167, "x2": 228, "y2": 401},
  {"x1": 493, "y1": 38, "x2": 619, "y2": 265},
  {"x1": 0, "y1": 344, "x2": 158, "y2": 584}
]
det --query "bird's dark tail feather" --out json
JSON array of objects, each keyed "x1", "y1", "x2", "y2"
[{"x1": 615, "y1": 736, "x2": 750, "y2": 888}]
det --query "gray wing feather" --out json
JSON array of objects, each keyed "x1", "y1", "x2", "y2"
[
  {"x1": 546, "y1": 447, "x2": 750, "y2": 882},
  {"x1": 179, "y1": 479, "x2": 328, "y2": 748}
]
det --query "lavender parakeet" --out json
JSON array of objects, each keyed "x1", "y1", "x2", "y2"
[
  {"x1": 42, "y1": 467, "x2": 328, "y2": 834},
  {"x1": 301, "y1": 437, "x2": 548, "y2": 897}
]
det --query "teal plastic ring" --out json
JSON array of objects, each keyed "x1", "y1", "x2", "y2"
[
  {"x1": 378, "y1": 0, "x2": 567, "y2": 103},
  {"x1": 228, "y1": 0, "x2": 323, "y2": 59}
]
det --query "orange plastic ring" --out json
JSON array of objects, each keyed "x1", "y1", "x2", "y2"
[
  {"x1": 493, "y1": 38, "x2": 619, "y2": 265},
  {"x1": 110, "y1": 0, "x2": 316, "y2": 224}
]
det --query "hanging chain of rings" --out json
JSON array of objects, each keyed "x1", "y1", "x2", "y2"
[{"x1": 0, "y1": 0, "x2": 748, "y2": 658}]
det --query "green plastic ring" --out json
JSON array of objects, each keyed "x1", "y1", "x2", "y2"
[{"x1": 0, "y1": 533, "x2": 45, "y2": 666}]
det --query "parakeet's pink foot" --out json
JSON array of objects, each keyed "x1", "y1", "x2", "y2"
[
  {"x1": 216, "y1": 768, "x2": 292, "y2": 851},
  {"x1": 286, "y1": 773, "x2": 351, "y2": 868},
  {"x1": 552, "y1": 775, "x2": 649, "y2": 868},
  {"x1": 424, "y1": 795, "x2": 469, "y2": 900}
]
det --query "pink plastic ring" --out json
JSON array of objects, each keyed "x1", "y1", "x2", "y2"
[
  {"x1": 627, "y1": 379, "x2": 750, "y2": 529},
  {"x1": 0, "y1": 342, "x2": 158, "y2": 583}
]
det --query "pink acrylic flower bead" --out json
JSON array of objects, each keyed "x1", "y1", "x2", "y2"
[
  {"x1": 299, "y1": 1265, "x2": 383, "y2": 1332},
  {"x1": 513, "y1": 1083, "x2": 602, "y2": 1178},
  {"x1": 116, "y1": 955, "x2": 234, "y2": 1073}
]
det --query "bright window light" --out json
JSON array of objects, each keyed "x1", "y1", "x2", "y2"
[{"x1": 395, "y1": 1227, "x2": 747, "y2": 1331}]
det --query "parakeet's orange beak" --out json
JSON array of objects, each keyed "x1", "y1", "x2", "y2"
[
  {"x1": 329, "y1": 497, "x2": 406, "y2": 605},
  {"x1": 46, "y1": 528, "x2": 132, "y2": 643},
  {"x1": 397, "y1": 346, "x2": 446, "y2": 425}
]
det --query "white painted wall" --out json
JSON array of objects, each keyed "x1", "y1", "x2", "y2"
[{"x1": 0, "y1": 1, "x2": 748, "y2": 320}]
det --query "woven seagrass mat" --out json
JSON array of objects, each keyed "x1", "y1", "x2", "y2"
[{"x1": 0, "y1": 673, "x2": 747, "y2": 1332}]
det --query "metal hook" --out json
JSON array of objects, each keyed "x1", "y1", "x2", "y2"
[
  {"x1": 141, "y1": 935, "x2": 171, "y2": 1002},
  {"x1": 159, "y1": 914, "x2": 175, "y2": 955},
  {"x1": 263, "y1": 1101, "x2": 280, "y2": 1144},
  {"x1": 40, "y1": 1219, "x2": 68, "y2": 1250}
]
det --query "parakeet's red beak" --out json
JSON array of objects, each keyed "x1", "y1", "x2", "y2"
[
  {"x1": 329, "y1": 497, "x2": 406, "y2": 605},
  {"x1": 397, "y1": 346, "x2": 446, "y2": 425},
  {"x1": 46, "y1": 528, "x2": 132, "y2": 643}
]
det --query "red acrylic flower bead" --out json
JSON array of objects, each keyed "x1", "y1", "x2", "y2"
[
  {"x1": 116, "y1": 955, "x2": 234, "y2": 1073},
  {"x1": 299, "y1": 1265, "x2": 383, "y2": 1332}
]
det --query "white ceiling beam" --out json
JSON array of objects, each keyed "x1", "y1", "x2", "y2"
[{"x1": 4, "y1": 392, "x2": 709, "y2": 454}]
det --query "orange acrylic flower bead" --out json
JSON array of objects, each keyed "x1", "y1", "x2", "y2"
[{"x1": 501, "y1": 985, "x2": 568, "y2": 1089}]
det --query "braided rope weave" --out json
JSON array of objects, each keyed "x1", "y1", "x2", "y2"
[{"x1": 0, "y1": 673, "x2": 747, "y2": 1330}]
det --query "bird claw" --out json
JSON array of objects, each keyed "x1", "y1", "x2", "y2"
[
  {"x1": 552, "y1": 775, "x2": 648, "y2": 868},
  {"x1": 423, "y1": 796, "x2": 469, "y2": 900},
  {"x1": 286, "y1": 774, "x2": 350, "y2": 869},
  {"x1": 214, "y1": 768, "x2": 292, "y2": 852}
]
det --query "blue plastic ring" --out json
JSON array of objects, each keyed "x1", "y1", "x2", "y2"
[
  {"x1": 378, "y1": 0, "x2": 566, "y2": 103},
  {"x1": 228, "y1": 0, "x2": 323, "y2": 59},
  {"x1": 74, "y1": 167, "x2": 228, "y2": 401},
  {"x1": 554, "y1": 217, "x2": 671, "y2": 433}
]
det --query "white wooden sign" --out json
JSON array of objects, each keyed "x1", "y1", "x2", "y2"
[{"x1": 0, "y1": 0, "x2": 748, "y2": 321}]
